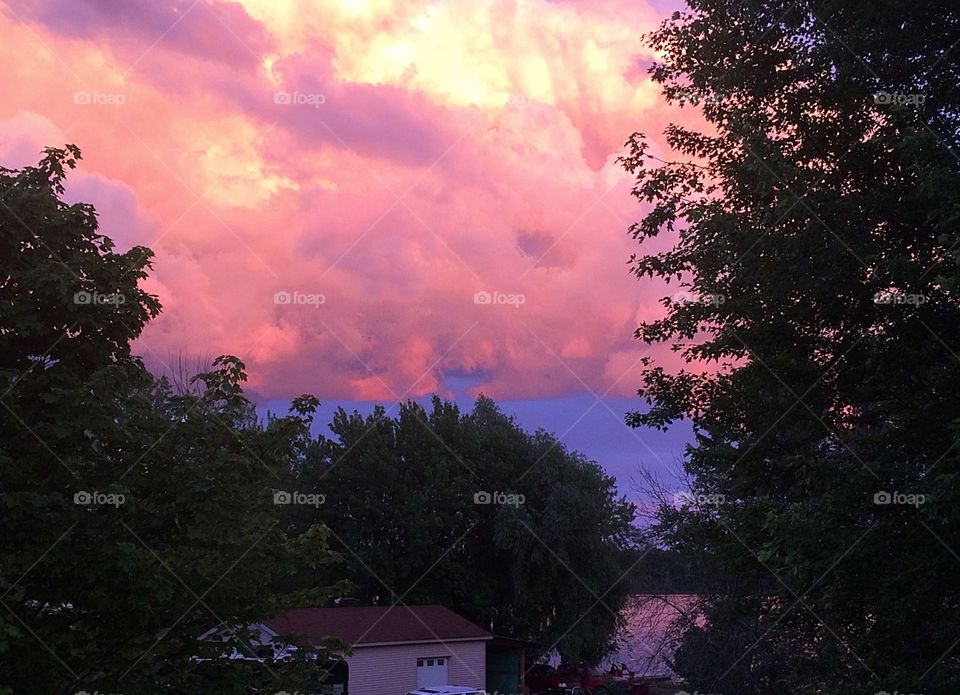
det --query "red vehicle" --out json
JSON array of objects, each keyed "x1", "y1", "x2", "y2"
[
  {"x1": 554, "y1": 663, "x2": 651, "y2": 695},
  {"x1": 609, "y1": 663, "x2": 651, "y2": 695},
  {"x1": 556, "y1": 663, "x2": 608, "y2": 694},
  {"x1": 525, "y1": 663, "x2": 576, "y2": 694}
]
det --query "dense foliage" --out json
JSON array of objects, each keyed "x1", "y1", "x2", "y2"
[
  {"x1": 625, "y1": 1, "x2": 960, "y2": 693},
  {"x1": 286, "y1": 396, "x2": 640, "y2": 663},
  {"x1": 0, "y1": 148, "x2": 343, "y2": 693}
]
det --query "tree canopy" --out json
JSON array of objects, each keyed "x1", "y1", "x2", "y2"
[
  {"x1": 0, "y1": 148, "x2": 343, "y2": 693},
  {"x1": 626, "y1": 1, "x2": 960, "y2": 693},
  {"x1": 286, "y1": 395, "x2": 641, "y2": 663}
]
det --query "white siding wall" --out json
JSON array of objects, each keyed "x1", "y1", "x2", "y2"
[{"x1": 345, "y1": 640, "x2": 487, "y2": 695}]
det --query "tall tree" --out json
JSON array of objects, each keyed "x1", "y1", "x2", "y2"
[
  {"x1": 624, "y1": 2, "x2": 960, "y2": 693},
  {"x1": 288, "y1": 395, "x2": 640, "y2": 663},
  {"x1": 0, "y1": 148, "x2": 342, "y2": 693}
]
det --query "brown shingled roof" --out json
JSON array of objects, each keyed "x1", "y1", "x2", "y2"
[{"x1": 263, "y1": 604, "x2": 491, "y2": 647}]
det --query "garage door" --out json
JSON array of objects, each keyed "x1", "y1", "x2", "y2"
[{"x1": 416, "y1": 656, "x2": 448, "y2": 687}]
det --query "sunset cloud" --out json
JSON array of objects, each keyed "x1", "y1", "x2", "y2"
[{"x1": 0, "y1": 0, "x2": 698, "y2": 404}]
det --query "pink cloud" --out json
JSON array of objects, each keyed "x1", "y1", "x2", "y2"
[
  {"x1": 0, "y1": 0, "x2": 701, "y2": 403},
  {"x1": 0, "y1": 111, "x2": 158, "y2": 252},
  {"x1": 251, "y1": 48, "x2": 475, "y2": 166},
  {"x1": 8, "y1": 0, "x2": 272, "y2": 68}
]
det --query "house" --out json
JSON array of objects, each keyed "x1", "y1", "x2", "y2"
[{"x1": 260, "y1": 604, "x2": 492, "y2": 695}]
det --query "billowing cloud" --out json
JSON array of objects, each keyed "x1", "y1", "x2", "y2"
[
  {"x1": 8, "y1": 0, "x2": 273, "y2": 68},
  {"x1": 0, "y1": 0, "x2": 701, "y2": 403},
  {"x1": 0, "y1": 111, "x2": 159, "y2": 252}
]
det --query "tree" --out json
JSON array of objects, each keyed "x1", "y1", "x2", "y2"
[
  {"x1": 623, "y1": 2, "x2": 960, "y2": 693},
  {"x1": 287, "y1": 395, "x2": 640, "y2": 663},
  {"x1": 0, "y1": 147, "x2": 343, "y2": 693}
]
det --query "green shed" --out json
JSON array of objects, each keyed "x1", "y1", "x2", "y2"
[{"x1": 486, "y1": 636, "x2": 537, "y2": 694}]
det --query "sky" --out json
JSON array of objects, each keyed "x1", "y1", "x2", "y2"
[{"x1": 1, "y1": 0, "x2": 700, "y2": 499}]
